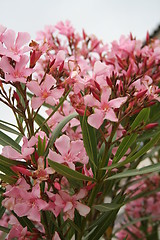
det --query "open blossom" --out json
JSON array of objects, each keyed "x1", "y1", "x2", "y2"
[
  {"x1": 55, "y1": 20, "x2": 75, "y2": 37},
  {"x1": 55, "y1": 189, "x2": 90, "y2": 220},
  {"x1": 0, "y1": 29, "x2": 30, "y2": 62},
  {"x1": 27, "y1": 74, "x2": 64, "y2": 109},
  {"x1": 48, "y1": 134, "x2": 88, "y2": 170},
  {"x1": 84, "y1": 87, "x2": 127, "y2": 129},
  {"x1": 0, "y1": 55, "x2": 33, "y2": 83}
]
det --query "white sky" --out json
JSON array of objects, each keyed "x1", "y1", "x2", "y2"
[{"x1": 0, "y1": 0, "x2": 160, "y2": 123}]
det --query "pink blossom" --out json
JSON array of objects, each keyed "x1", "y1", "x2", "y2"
[
  {"x1": 84, "y1": 87, "x2": 127, "y2": 129},
  {"x1": 48, "y1": 135, "x2": 88, "y2": 170},
  {"x1": 55, "y1": 189, "x2": 90, "y2": 220},
  {"x1": 0, "y1": 29, "x2": 30, "y2": 62},
  {"x1": 0, "y1": 55, "x2": 33, "y2": 83},
  {"x1": 55, "y1": 20, "x2": 75, "y2": 37},
  {"x1": 27, "y1": 74, "x2": 64, "y2": 109}
]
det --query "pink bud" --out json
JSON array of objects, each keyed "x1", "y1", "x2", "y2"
[
  {"x1": 136, "y1": 90, "x2": 147, "y2": 99},
  {"x1": 30, "y1": 50, "x2": 42, "y2": 68},
  {"x1": 106, "y1": 77, "x2": 112, "y2": 88},
  {"x1": 11, "y1": 166, "x2": 32, "y2": 176},
  {"x1": 145, "y1": 123, "x2": 158, "y2": 130},
  {"x1": 54, "y1": 182, "x2": 61, "y2": 190},
  {"x1": 13, "y1": 91, "x2": 20, "y2": 102},
  {"x1": 59, "y1": 61, "x2": 64, "y2": 72},
  {"x1": 146, "y1": 31, "x2": 150, "y2": 44}
]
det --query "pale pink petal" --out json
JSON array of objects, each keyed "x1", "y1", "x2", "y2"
[
  {"x1": 70, "y1": 140, "x2": 83, "y2": 155},
  {"x1": 67, "y1": 162, "x2": 75, "y2": 170},
  {"x1": 0, "y1": 25, "x2": 6, "y2": 35},
  {"x1": 22, "y1": 147, "x2": 34, "y2": 157},
  {"x1": 75, "y1": 189, "x2": 87, "y2": 200},
  {"x1": 27, "y1": 136, "x2": 37, "y2": 147},
  {"x1": 0, "y1": 56, "x2": 14, "y2": 73},
  {"x1": 15, "y1": 32, "x2": 30, "y2": 49},
  {"x1": 36, "y1": 199, "x2": 48, "y2": 210},
  {"x1": 109, "y1": 96, "x2": 127, "y2": 108},
  {"x1": 45, "y1": 96, "x2": 56, "y2": 106},
  {"x1": 14, "y1": 203, "x2": 30, "y2": 217},
  {"x1": 27, "y1": 81, "x2": 41, "y2": 96},
  {"x1": 50, "y1": 88, "x2": 64, "y2": 99},
  {"x1": 76, "y1": 202, "x2": 90, "y2": 216},
  {"x1": 84, "y1": 95, "x2": 101, "y2": 107},
  {"x1": 88, "y1": 110, "x2": 104, "y2": 129},
  {"x1": 42, "y1": 74, "x2": 56, "y2": 91},
  {"x1": 55, "y1": 135, "x2": 70, "y2": 155},
  {"x1": 63, "y1": 202, "x2": 73, "y2": 212},
  {"x1": 94, "y1": 60, "x2": 107, "y2": 76},
  {"x1": 2, "y1": 29, "x2": 15, "y2": 49},
  {"x1": 105, "y1": 108, "x2": 118, "y2": 122},
  {"x1": 2, "y1": 146, "x2": 22, "y2": 159},
  {"x1": 28, "y1": 206, "x2": 41, "y2": 222},
  {"x1": 101, "y1": 87, "x2": 111, "y2": 103},
  {"x1": 15, "y1": 55, "x2": 29, "y2": 72},
  {"x1": 31, "y1": 96, "x2": 44, "y2": 109},
  {"x1": 48, "y1": 149, "x2": 64, "y2": 163}
]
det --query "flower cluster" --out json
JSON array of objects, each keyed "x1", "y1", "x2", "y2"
[
  {"x1": 116, "y1": 175, "x2": 160, "y2": 239},
  {"x1": 0, "y1": 21, "x2": 160, "y2": 239}
]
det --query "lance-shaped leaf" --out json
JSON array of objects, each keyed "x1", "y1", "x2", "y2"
[
  {"x1": 48, "y1": 160, "x2": 96, "y2": 182},
  {"x1": 104, "y1": 130, "x2": 160, "y2": 170},
  {"x1": 113, "y1": 108, "x2": 150, "y2": 164},
  {"x1": 80, "y1": 114, "x2": 97, "y2": 170},
  {"x1": 0, "y1": 122, "x2": 21, "y2": 136},
  {"x1": 107, "y1": 162, "x2": 160, "y2": 180},
  {"x1": 93, "y1": 203, "x2": 122, "y2": 212},
  {"x1": 0, "y1": 130, "x2": 21, "y2": 152},
  {"x1": 44, "y1": 112, "x2": 78, "y2": 157}
]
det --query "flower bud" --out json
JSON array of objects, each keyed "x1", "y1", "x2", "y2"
[{"x1": 145, "y1": 123, "x2": 158, "y2": 130}]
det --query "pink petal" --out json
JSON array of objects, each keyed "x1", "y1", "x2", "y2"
[
  {"x1": 84, "y1": 95, "x2": 100, "y2": 107},
  {"x1": 70, "y1": 140, "x2": 83, "y2": 155},
  {"x1": 88, "y1": 110, "x2": 104, "y2": 129},
  {"x1": 42, "y1": 74, "x2": 56, "y2": 91},
  {"x1": 2, "y1": 29, "x2": 15, "y2": 49},
  {"x1": 31, "y1": 96, "x2": 44, "y2": 109},
  {"x1": 104, "y1": 108, "x2": 118, "y2": 122},
  {"x1": 2, "y1": 146, "x2": 22, "y2": 159},
  {"x1": 0, "y1": 56, "x2": 14, "y2": 73},
  {"x1": 28, "y1": 206, "x2": 41, "y2": 222},
  {"x1": 45, "y1": 96, "x2": 56, "y2": 106},
  {"x1": 15, "y1": 55, "x2": 29, "y2": 72},
  {"x1": 48, "y1": 149, "x2": 64, "y2": 163},
  {"x1": 94, "y1": 60, "x2": 107, "y2": 76},
  {"x1": 28, "y1": 136, "x2": 37, "y2": 147},
  {"x1": 109, "y1": 96, "x2": 127, "y2": 108},
  {"x1": 76, "y1": 202, "x2": 90, "y2": 216},
  {"x1": 27, "y1": 81, "x2": 41, "y2": 96},
  {"x1": 55, "y1": 135, "x2": 70, "y2": 155},
  {"x1": 50, "y1": 88, "x2": 64, "y2": 99},
  {"x1": 14, "y1": 203, "x2": 30, "y2": 217},
  {"x1": 75, "y1": 189, "x2": 87, "y2": 200},
  {"x1": 67, "y1": 162, "x2": 75, "y2": 170},
  {"x1": 101, "y1": 87, "x2": 111, "y2": 104},
  {"x1": 15, "y1": 32, "x2": 30, "y2": 49},
  {"x1": 63, "y1": 202, "x2": 73, "y2": 212}
]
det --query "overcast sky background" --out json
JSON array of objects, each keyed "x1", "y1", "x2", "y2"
[{"x1": 0, "y1": 0, "x2": 160, "y2": 125}]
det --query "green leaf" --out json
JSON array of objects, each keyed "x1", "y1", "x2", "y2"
[
  {"x1": 0, "y1": 174, "x2": 16, "y2": 184},
  {"x1": 0, "y1": 130, "x2": 21, "y2": 152},
  {"x1": 80, "y1": 114, "x2": 97, "y2": 170},
  {"x1": 93, "y1": 203, "x2": 122, "y2": 212},
  {"x1": 0, "y1": 122, "x2": 21, "y2": 135},
  {"x1": 107, "y1": 162, "x2": 160, "y2": 180},
  {"x1": 48, "y1": 160, "x2": 96, "y2": 182},
  {"x1": 113, "y1": 108, "x2": 150, "y2": 164},
  {"x1": 44, "y1": 112, "x2": 78, "y2": 157},
  {"x1": 0, "y1": 154, "x2": 26, "y2": 167},
  {"x1": 34, "y1": 113, "x2": 50, "y2": 136},
  {"x1": 105, "y1": 130, "x2": 160, "y2": 170},
  {"x1": 0, "y1": 225, "x2": 10, "y2": 233}
]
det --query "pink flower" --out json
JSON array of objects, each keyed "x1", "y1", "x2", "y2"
[
  {"x1": 84, "y1": 87, "x2": 127, "y2": 129},
  {"x1": 55, "y1": 189, "x2": 90, "y2": 220},
  {"x1": 0, "y1": 29, "x2": 30, "y2": 62},
  {"x1": 0, "y1": 55, "x2": 33, "y2": 83},
  {"x1": 27, "y1": 74, "x2": 64, "y2": 109},
  {"x1": 48, "y1": 135, "x2": 88, "y2": 170},
  {"x1": 55, "y1": 20, "x2": 75, "y2": 37}
]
